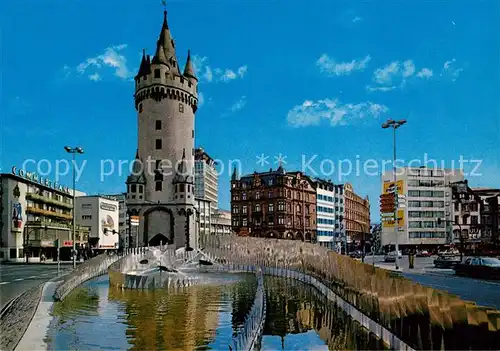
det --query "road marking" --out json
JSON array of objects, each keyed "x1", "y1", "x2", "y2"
[
  {"x1": 14, "y1": 278, "x2": 24, "y2": 281},
  {"x1": 0, "y1": 282, "x2": 9, "y2": 285}
]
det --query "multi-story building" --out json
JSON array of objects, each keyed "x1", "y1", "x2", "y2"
[
  {"x1": 195, "y1": 197, "x2": 212, "y2": 247},
  {"x1": 343, "y1": 183, "x2": 370, "y2": 247},
  {"x1": 194, "y1": 147, "x2": 218, "y2": 213},
  {"x1": 473, "y1": 187, "x2": 500, "y2": 245},
  {"x1": 450, "y1": 181, "x2": 482, "y2": 247},
  {"x1": 75, "y1": 196, "x2": 120, "y2": 251},
  {"x1": 125, "y1": 8, "x2": 200, "y2": 250},
  {"x1": 315, "y1": 179, "x2": 336, "y2": 249},
  {"x1": 381, "y1": 167, "x2": 464, "y2": 249},
  {"x1": 212, "y1": 209, "x2": 232, "y2": 235},
  {"x1": 230, "y1": 166, "x2": 317, "y2": 241},
  {"x1": 0, "y1": 166, "x2": 87, "y2": 262},
  {"x1": 103, "y1": 193, "x2": 128, "y2": 248}
]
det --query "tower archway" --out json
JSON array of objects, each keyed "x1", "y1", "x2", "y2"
[{"x1": 143, "y1": 207, "x2": 175, "y2": 246}]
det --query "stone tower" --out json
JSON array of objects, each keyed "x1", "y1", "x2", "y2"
[{"x1": 126, "y1": 9, "x2": 198, "y2": 249}]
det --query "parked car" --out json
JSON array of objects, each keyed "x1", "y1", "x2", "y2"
[
  {"x1": 384, "y1": 250, "x2": 402, "y2": 262},
  {"x1": 417, "y1": 250, "x2": 432, "y2": 257},
  {"x1": 349, "y1": 250, "x2": 363, "y2": 259},
  {"x1": 433, "y1": 255, "x2": 460, "y2": 268},
  {"x1": 454, "y1": 257, "x2": 500, "y2": 280}
]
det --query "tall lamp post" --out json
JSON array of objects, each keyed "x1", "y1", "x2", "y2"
[
  {"x1": 382, "y1": 118, "x2": 406, "y2": 270},
  {"x1": 64, "y1": 146, "x2": 84, "y2": 269}
]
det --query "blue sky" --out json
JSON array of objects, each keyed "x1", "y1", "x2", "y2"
[{"x1": 2, "y1": 0, "x2": 499, "y2": 219}]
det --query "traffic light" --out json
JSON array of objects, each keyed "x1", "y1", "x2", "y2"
[{"x1": 380, "y1": 193, "x2": 396, "y2": 213}]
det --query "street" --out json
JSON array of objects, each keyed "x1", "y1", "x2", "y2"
[
  {"x1": 0, "y1": 264, "x2": 71, "y2": 309},
  {"x1": 363, "y1": 255, "x2": 500, "y2": 309}
]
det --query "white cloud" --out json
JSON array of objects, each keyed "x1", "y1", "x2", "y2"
[
  {"x1": 88, "y1": 73, "x2": 101, "y2": 81},
  {"x1": 76, "y1": 44, "x2": 131, "y2": 81},
  {"x1": 287, "y1": 98, "x2": 388, "y2": 127},
  {"x1": 402, "y1": 60, "x2": 416, "y2": 78},
  {"x1": 192, "y1": 55, "x2": 247, "y2": 83},
  {"x1": 416, "y1": 68, "x2": 433, "y2": 78},
  {"x1": 229, "y1": 96, "x2": 247, "y2": 112},
  {"x1": 442, "y1": 58, "x2": 463, "y2": 81},
  {"x1": 368, "y1": 60, "x2": 434, "y2": 91},
  {"x1": 352, "y1": 16, "x2": 363, "y2": 23},
  {"x1": 316, "y1": 54, "x2": 371, "y2": 76},
  {"x1": 198, "y1": 92, "x2": 205, "y2": 107}
]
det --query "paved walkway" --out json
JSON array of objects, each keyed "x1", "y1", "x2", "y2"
[{"x1": 363, "y1": 255, "x2": 500, "y2": 309}]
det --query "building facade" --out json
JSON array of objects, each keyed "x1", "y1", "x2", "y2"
[
  {"x1": 315, "y1": 179, "x2": 336, "y2": 249},
  {"x1": 0, "y1": 167, "x2": 87, "y2": 262},
  {"x1": 125, "y1": 9, "x2": 200, "y2": 250},
  {"x1": 381, "y1": 167, "x2": 464, "y2": 249},
  {"x1": 75, "y1": 196, "x2": 120, "y2": 250},
  {"x1": 194, "y1": 147, "x2": 218, "y2": 212},
  {"x1": 473, "y1": 187, "x2": 500, "y2": 245},
  {"x1": 104, "y1": 193, "x2": 128, "y2": 248},
  {"x1": 231, "y1": 167, "x2": 317, "y2": 241},
  {"x1": 212, "y1": 209, "x2": 232, "y2": 235},
  {"x1": 343, "y1": 183, "x2": 370, "y2": 247},
  {"x1": 195, "y1": 197, "x2": 212, "y2": 247},
  {"x1": 450, "y1": 181, "x2": 482, "y2": 247}
]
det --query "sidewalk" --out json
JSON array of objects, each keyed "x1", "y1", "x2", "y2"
[{"x1": 1, "y1": 260, "x2": 83, "y2": 265}]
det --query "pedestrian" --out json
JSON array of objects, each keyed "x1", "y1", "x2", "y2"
[{"x1": 409, "y1": 249, "x2": 415, "y2": 269}]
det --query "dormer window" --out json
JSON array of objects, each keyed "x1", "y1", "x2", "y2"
[
  {"x1": 131, "y1": 184, "x2": 137, "y2": 193},
  {"x1": 154, "y1": 69, "x2": 160, "y2": 78}
]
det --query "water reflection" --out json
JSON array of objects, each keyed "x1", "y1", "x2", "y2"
[
  {"x1": 48, "y1": 274, "x2": 375, "y2": 351},
  {"x1": 262, "y1": 276, "x2": 378, "y2": 350}
]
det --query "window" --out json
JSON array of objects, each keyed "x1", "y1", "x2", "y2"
[
  {"x1": 156, "y1": 120, "x2": 162, "y2": 130},
  {"x1": 268, "y1": 179, "x2": 273, "y2": 186},
  {"x1": 139, "y1": 103, "x2": 143, "y2": 113},
  {"x1": 454, "y1": 215, "x2": 459, "y2": 224},
  {"x1": 154, "y1": 69, "x2": 160, "y2": 78},
  {"x1": 242, "y1": 218, "x2": 248, "y2": 227},
  {"x1": 268, "y1": 191, "x2": 273, "y2": 198},
  {"x1": 179, "y1": 103, "x2": 184, "y2": 113},
  {"x1": 155, "y1": 181, "x2": 162, "y2": 191},
  {"x1": 268, "y1": 203, "x2": 274, "y2": 212},
  {"x1": 278, "y1": 216, "x2": 284, "y2": 225},
  {"x1": 138, "y1": 185, "x2": 143, "y2": 193},
  {"x1": 242, "y1": 206, "x2": 247, "y2": 214},
  {"x1": 82, "y1": 215, "x2": 92, "y2": 220},
  {"x1": 255, "y1": 204, "x2": 261, "y2": 212},
  {"x1": 131, "y1": 184, "x2": 137, "y2": 192},
  {"x1": 278, "y1": 202, "x2": 285, "y2": 211},
  {"x1": 256, "y1": 192, "x2": 260, "y2": 200},
  {"x1": 242, "y1": 193, "x2": 247, "y2": 200},
  {"x1": 232, "y1": 206, "x2": 239, "y2": 214},
  {"x1": 155, "y1": 139, "x2": 162, "y2": 149},
  {"x1": 192, "y1": 130, "x2": 194, "y2": 138},
  {"x1": 471, "y1": 215, "x2": 478, "y2": 225}
]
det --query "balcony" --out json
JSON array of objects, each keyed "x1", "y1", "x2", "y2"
[
  {"x1": 26, "y1": 192, "x2": 73, "y2": 209},
  {"x1": 26, "y1": 220, "x2": 70, "y2": 230},
  {"x1": 26, "y1": 206, "x2": 72, "y2": 220}
]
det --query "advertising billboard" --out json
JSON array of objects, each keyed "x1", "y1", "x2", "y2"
[
  {"x1": 383, "y1": 180, "x2": 405, "y2": 195},
  {"x1": 382, "y1": 209, "x2": 405, "y2": 227},
  {"x1": 98, "y1": 201, "x2": 119, "y2": 249}
]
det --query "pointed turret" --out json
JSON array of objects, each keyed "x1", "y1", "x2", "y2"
[
  {"x1": 136, "y1": 49, "x2": 151, "y2": 78},
  {"x1": 127, "y1": 149, "x2": 146, "y2": 184},
  {"x1": 173, "y1": 149, "x2": 192, "y2": 184},
  {"x1": 231, "y1": 167, "x2": 239, "y2": 181},
  {"x1": 152, "y1": 10, "x2": 178, "y2": 69},
  {"x1": 183, "y1": 50, "x2": 197, "y2": 82}
]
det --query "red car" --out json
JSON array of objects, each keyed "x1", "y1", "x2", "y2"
[{"x1": 416, "y1": 250, "x2": 432, "y2": 257}]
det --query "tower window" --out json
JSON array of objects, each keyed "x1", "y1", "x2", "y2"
[
  {"x1": 139, "y1": 103, "x2": 143, "y2": 113},
  {"x1": 192, "y1": 130, "x2": 194, "y2": 138},
  {"x1": 155, "y1": 181, "x2": 162, "y2": 191},
  {"x1": 139, "y1": 185, "x2": 143, "y2": 193},
  {"x1": 180, "y1": 184, "x2": 185, "y2": 192},
  {"x1": 131, "y1": 184, "x2": 137, "y2": 193},
  {"x1": 156, "y1": 120, "x2": 161, "y2": 130},
  {"x1": 155, "y1": 159, "x2": 160, "y2": 169},
  {"x1": 179, "y1": 103, "x2": 184, "y2": 113},
  {"x1": 154, "y1": 69, "x2": 160, "y2": 78},
  {"x1": 155, "y1": 139, "x2": 162, "y2": 149},
  {"x1": 192, "y1": 148, "x2": 195, "y2": 156}
]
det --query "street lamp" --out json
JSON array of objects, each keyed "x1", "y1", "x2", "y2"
[
  {"x1": 64, "y1": 146, "x2": 84, "y2": 269},
  {"x1": 382, "y1": 118, "x2": 406, "y2": 270}
]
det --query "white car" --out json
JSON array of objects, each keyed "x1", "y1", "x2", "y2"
[{"x1": 384, "y1": 250, "x2": 403, "y2": 262}]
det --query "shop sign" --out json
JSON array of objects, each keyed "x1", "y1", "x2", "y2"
[
  {"x1": 11, "y1": 166, "x2": 70, "y2": 194},
  {"x1": 100, "y1": 202, "x2": 117, "y2": 212}
]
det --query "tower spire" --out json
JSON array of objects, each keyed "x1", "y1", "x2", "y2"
[
  {"x1": 183, "y1": 49, "x2": 197, "y2": 81},
  {"x1": 152, "y1": 6, "x2": 177, "y2": 66}
]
